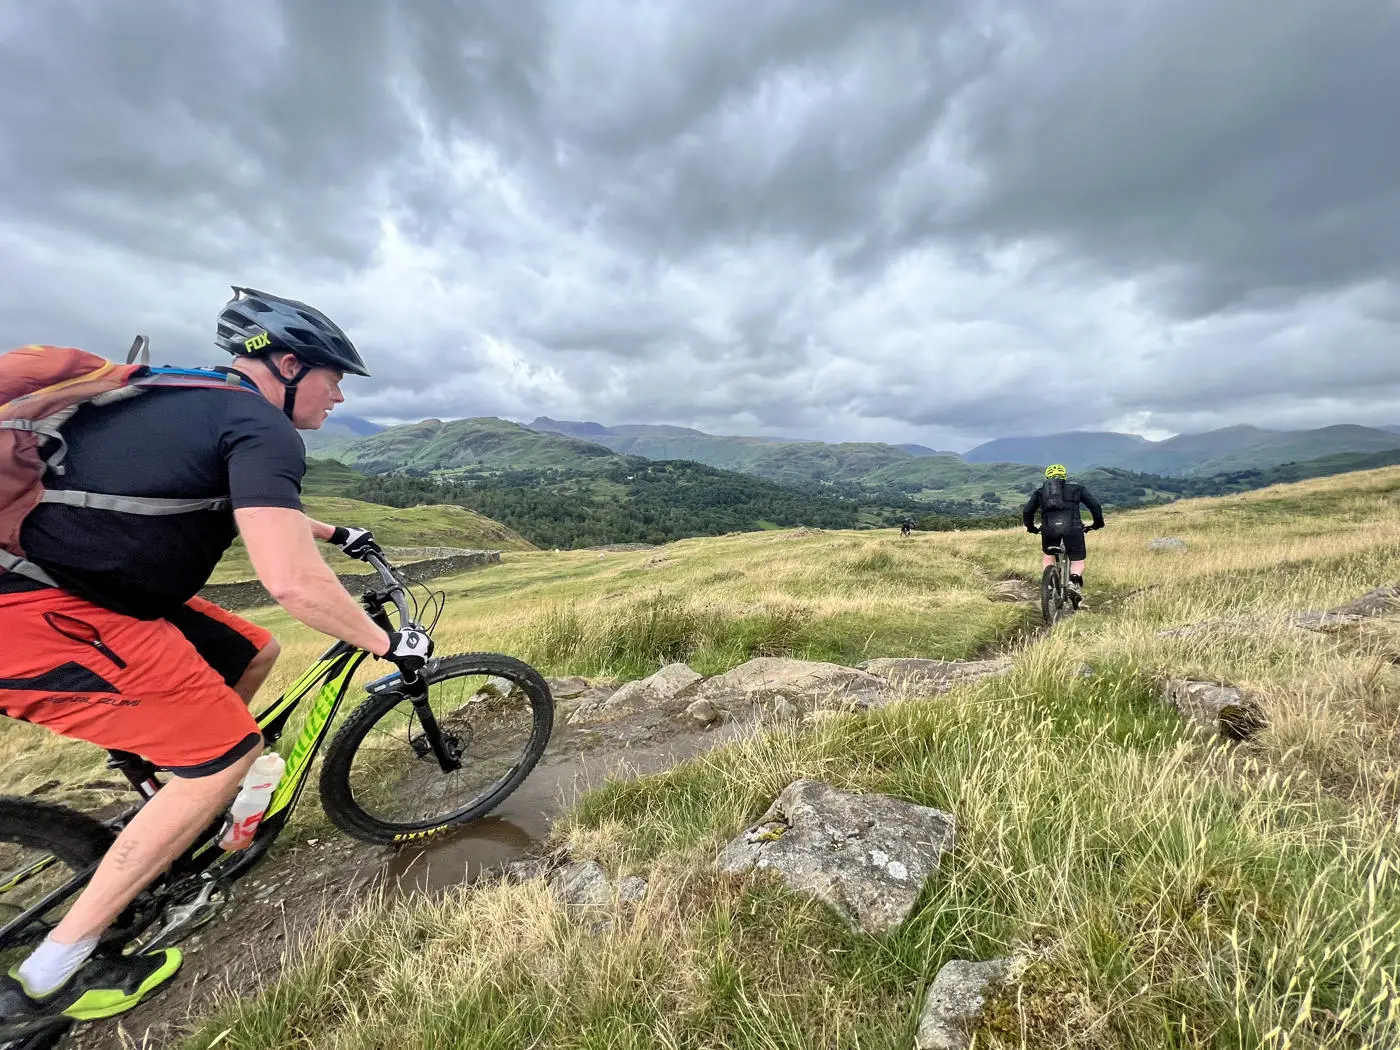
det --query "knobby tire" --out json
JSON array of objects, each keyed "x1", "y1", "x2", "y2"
[{"x1": 318, "y1": 652, "x2": 554, "y2": 846}]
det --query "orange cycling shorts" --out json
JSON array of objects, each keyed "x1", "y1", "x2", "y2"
[{"x1": 0, "y1": 590, "x2": 268, "y2": 777}]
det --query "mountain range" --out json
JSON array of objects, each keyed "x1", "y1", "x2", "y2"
[{"x1": 962, "y1": 424, "x2": 1400, "y2": 475}]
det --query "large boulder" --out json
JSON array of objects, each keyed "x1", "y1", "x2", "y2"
[
  {"x1": 1293, "y1": 581, "x2": 1400, "y2": 632},
  {"x1": 545, "y1": 676, "x2": 592, "y2": 700},
  {"x1": 715, "y1": 779, "x2": 955, "y2": 934}
]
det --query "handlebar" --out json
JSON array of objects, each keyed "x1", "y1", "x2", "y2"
[{"x1": 362, "y1": 550, "x2": 414, "y2": 630}]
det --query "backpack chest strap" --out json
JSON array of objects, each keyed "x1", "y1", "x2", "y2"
[{"x1": 38, "y1": 491, "x2": 231, "y2": 515}]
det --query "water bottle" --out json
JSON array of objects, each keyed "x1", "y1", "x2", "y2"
[{"x1": 218, "y1": 752, "x2": 286, "y2": 851}]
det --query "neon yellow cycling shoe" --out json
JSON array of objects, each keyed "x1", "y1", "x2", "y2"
[{"x1": 0, "y1": 947, "x2": 181, "y2": 1040}]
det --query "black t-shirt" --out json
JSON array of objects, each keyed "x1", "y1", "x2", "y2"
[{"x1": 0, "y1": 383, "x2": 306, "y2": 618}]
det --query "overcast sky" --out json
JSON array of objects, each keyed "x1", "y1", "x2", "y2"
[{"x1": 2, "y1": 1, "x2": 1397, "y2": 451}]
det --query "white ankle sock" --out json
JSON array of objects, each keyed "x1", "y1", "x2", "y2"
[{"x1": 16, "y1": 934, "x2": 100, "y2": 997}]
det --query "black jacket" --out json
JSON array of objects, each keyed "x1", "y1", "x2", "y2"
[{"x1": 1023, "y1": 480, "x2": 1105, "y2": 532}]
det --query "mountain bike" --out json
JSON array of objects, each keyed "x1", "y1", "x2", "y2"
[
  {"x1": 1040, "y1": 538, "x2": 1075, "y2": 625},
  {"x1": 1039, "y1": 525, "x2": 1097, "y2": 625},
  {"x1": 0, "y1": 551, "x2": 554, "y2": 1047}
]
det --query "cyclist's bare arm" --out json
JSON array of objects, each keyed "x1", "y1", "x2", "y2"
[
  {"x1": 235, "y1": 506, "x2": 391, "y2": 656},
  {"x1": 304, "y1": 516, "x2": 337, "y2": 542}
]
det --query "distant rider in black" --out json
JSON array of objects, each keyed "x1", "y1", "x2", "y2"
[
  {"x1": 900, "y1": 517, "x2": 914, "y2": 537},
  {"x1": 1022, "y1": 464, "x2": 1105, "y2": 601}
]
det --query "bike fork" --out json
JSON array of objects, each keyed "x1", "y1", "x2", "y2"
[{"x1": 406, "y1": 679, "x2": 462, "y2": 773}]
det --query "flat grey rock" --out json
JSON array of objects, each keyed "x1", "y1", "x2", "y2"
[
  {"x1": 1163, "y1": 678, "x2": 1267, "y2": 740},
  {"x1": 716, "y1": 779, "x2": 955, "y2": 934},
  {"x1": 915, "y1": 957, "x2": 1022, "y2": 1050}
]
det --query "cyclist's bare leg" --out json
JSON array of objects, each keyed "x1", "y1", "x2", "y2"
[
  {"x1": 232, "y1": 637, "x2": 281, "y2": 704},
  {"x1": 1042, "y1": 554, "x2": 1055, "y2": 568},
  {"x1": 1070, "y1": 561, "x2": 1085, "y2": 576},
  {"x1": 46, "y1": 745, "x2": 260, "y2": 944}
]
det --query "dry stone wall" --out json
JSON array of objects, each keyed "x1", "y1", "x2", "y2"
[{"x1": 200, "y1": 548, "x2": 502, "y2": 611}]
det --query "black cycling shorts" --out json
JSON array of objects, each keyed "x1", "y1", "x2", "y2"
[{"x1": 1041, "y1": 528, "x2": 1087, "y2": 561}]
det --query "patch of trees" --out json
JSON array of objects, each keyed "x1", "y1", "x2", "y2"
[{"x1": 338, "y1": 459, "x2": 869, "y2": 549}]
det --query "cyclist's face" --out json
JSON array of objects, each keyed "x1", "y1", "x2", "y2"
[{"x1": 291, "y1": 367, "x2": 346, "y2": 430}]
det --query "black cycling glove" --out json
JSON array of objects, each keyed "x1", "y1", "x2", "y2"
[
  {"x1": 1026, "y1": 525, "x2": 1040, "y2": 534},
  {"x1": 329, "y1": 526, "x2": 382, "y2": 561},
  {"x1": 383, "y1": 627, "x2": 434, "y2": 679}
]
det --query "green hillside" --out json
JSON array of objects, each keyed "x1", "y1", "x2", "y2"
[
  {"x1": 529, "y1": 418, "x2": 938, "y2": 481},
  {"x1": 340, "y1": 417, "x2": 619, "y2": 474},
  {"x1": 317, "y1": 415, "x2": 1400, "y2": 540},
  {"x1": 1158, "y1": 424, "x2": 1400, "y2": 475},
  {"x1": 864, "y1": 457, "x2": 1046, "y2": 502},
  {"x1": 337, "y1": 458, "x2": 881, "y2": 549},
  {"x1": 531, "y1": 418, "x2": 793, "y2": 470},
  {"x1": 209, "y1": 487, "x2": 536, "y2": 583},
  {"x1": 299, "y1": 414, "x2": 384, "y2": 454}
]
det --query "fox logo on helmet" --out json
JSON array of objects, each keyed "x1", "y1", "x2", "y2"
[{"x1": 243, "y1": 332, "x2": 271, "y2": 354}]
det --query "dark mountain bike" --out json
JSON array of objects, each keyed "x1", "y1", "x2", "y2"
[
  {"x1": 1039, "y1": 525, "x2": 1098, "y2": 625},
  {"x1": 0, "y1": 551, "x2": 554, "y2": 1048},
  {"x1": 1040, "y1": 538, "x2": 1076, "y2": 625}
]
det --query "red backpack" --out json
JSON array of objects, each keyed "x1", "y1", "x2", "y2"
[{"x1": 0, "y1": 337, "x2": 258, "y2": 586}]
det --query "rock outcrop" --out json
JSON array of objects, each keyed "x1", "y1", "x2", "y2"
[
  {"x1": 563, "y1": 655, "x2": 1019, "y2": 729},
  {"x1": 856, "y1": 657, "x2": 1014, "y2": 695},
  {"x1": 1162, "y1": 678, "x2": 1267, "y2": 740},
  {"x1": 716, "y1": 779, "x2": 955, "y2": 934},
  {"x1": 916, "y1": 956, "x2": 1025, "y2": 1050},
  {"x1": 567, "y1": 662, "x2": 703, "y2": 724},
  {"x1": 991, "y1": 578, "x2": 1037, "y2": 603}
]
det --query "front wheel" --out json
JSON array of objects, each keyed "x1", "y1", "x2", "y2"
[{"x1": 318, "y1": 653, "x2": 555, "y2": 845}]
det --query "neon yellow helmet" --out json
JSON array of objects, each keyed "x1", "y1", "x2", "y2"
[{"x1": 1045, "y1": 464, "x2": 1068, "y2": 479}]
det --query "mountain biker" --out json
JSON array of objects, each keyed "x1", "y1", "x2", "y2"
[
  {"x1": 1022, "y1": 464, "x2": 1105, "y2": 602},
  {"x1": 0, "y1": 288, "x2": 434, "y2": 1039},
  {"x1": 900, "y1": 516, "x2": 914, "y2": 537}
]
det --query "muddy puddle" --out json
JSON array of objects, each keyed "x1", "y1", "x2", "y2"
[{"x1": 380, "y1": 715, "x2": 747, "y2": 895}]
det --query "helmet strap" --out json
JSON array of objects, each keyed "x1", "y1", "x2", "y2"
[{"x1": 270, "y1": 359, "x2": 312, "y2": 420}]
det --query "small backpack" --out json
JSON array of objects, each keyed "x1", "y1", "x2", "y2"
[
  {"x1": 1041, "y1": 478, "x2": 1068, "y2": 512},
  {"x1": 0, "y1": 337, "x2": 258, "y2": 587}
]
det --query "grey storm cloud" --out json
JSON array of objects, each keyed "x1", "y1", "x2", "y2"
[{"x1": 1, "y1": 0, "x2": 1397, "y2": 449}]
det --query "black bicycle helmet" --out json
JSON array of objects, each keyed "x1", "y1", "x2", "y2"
[{"x1": 216, "y1": 286, "x2": 369, "y2": 417}]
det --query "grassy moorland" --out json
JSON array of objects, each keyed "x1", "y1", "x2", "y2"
[{"x1": 7, "y1": 467, "x2": 1400, "y2": 1048}]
